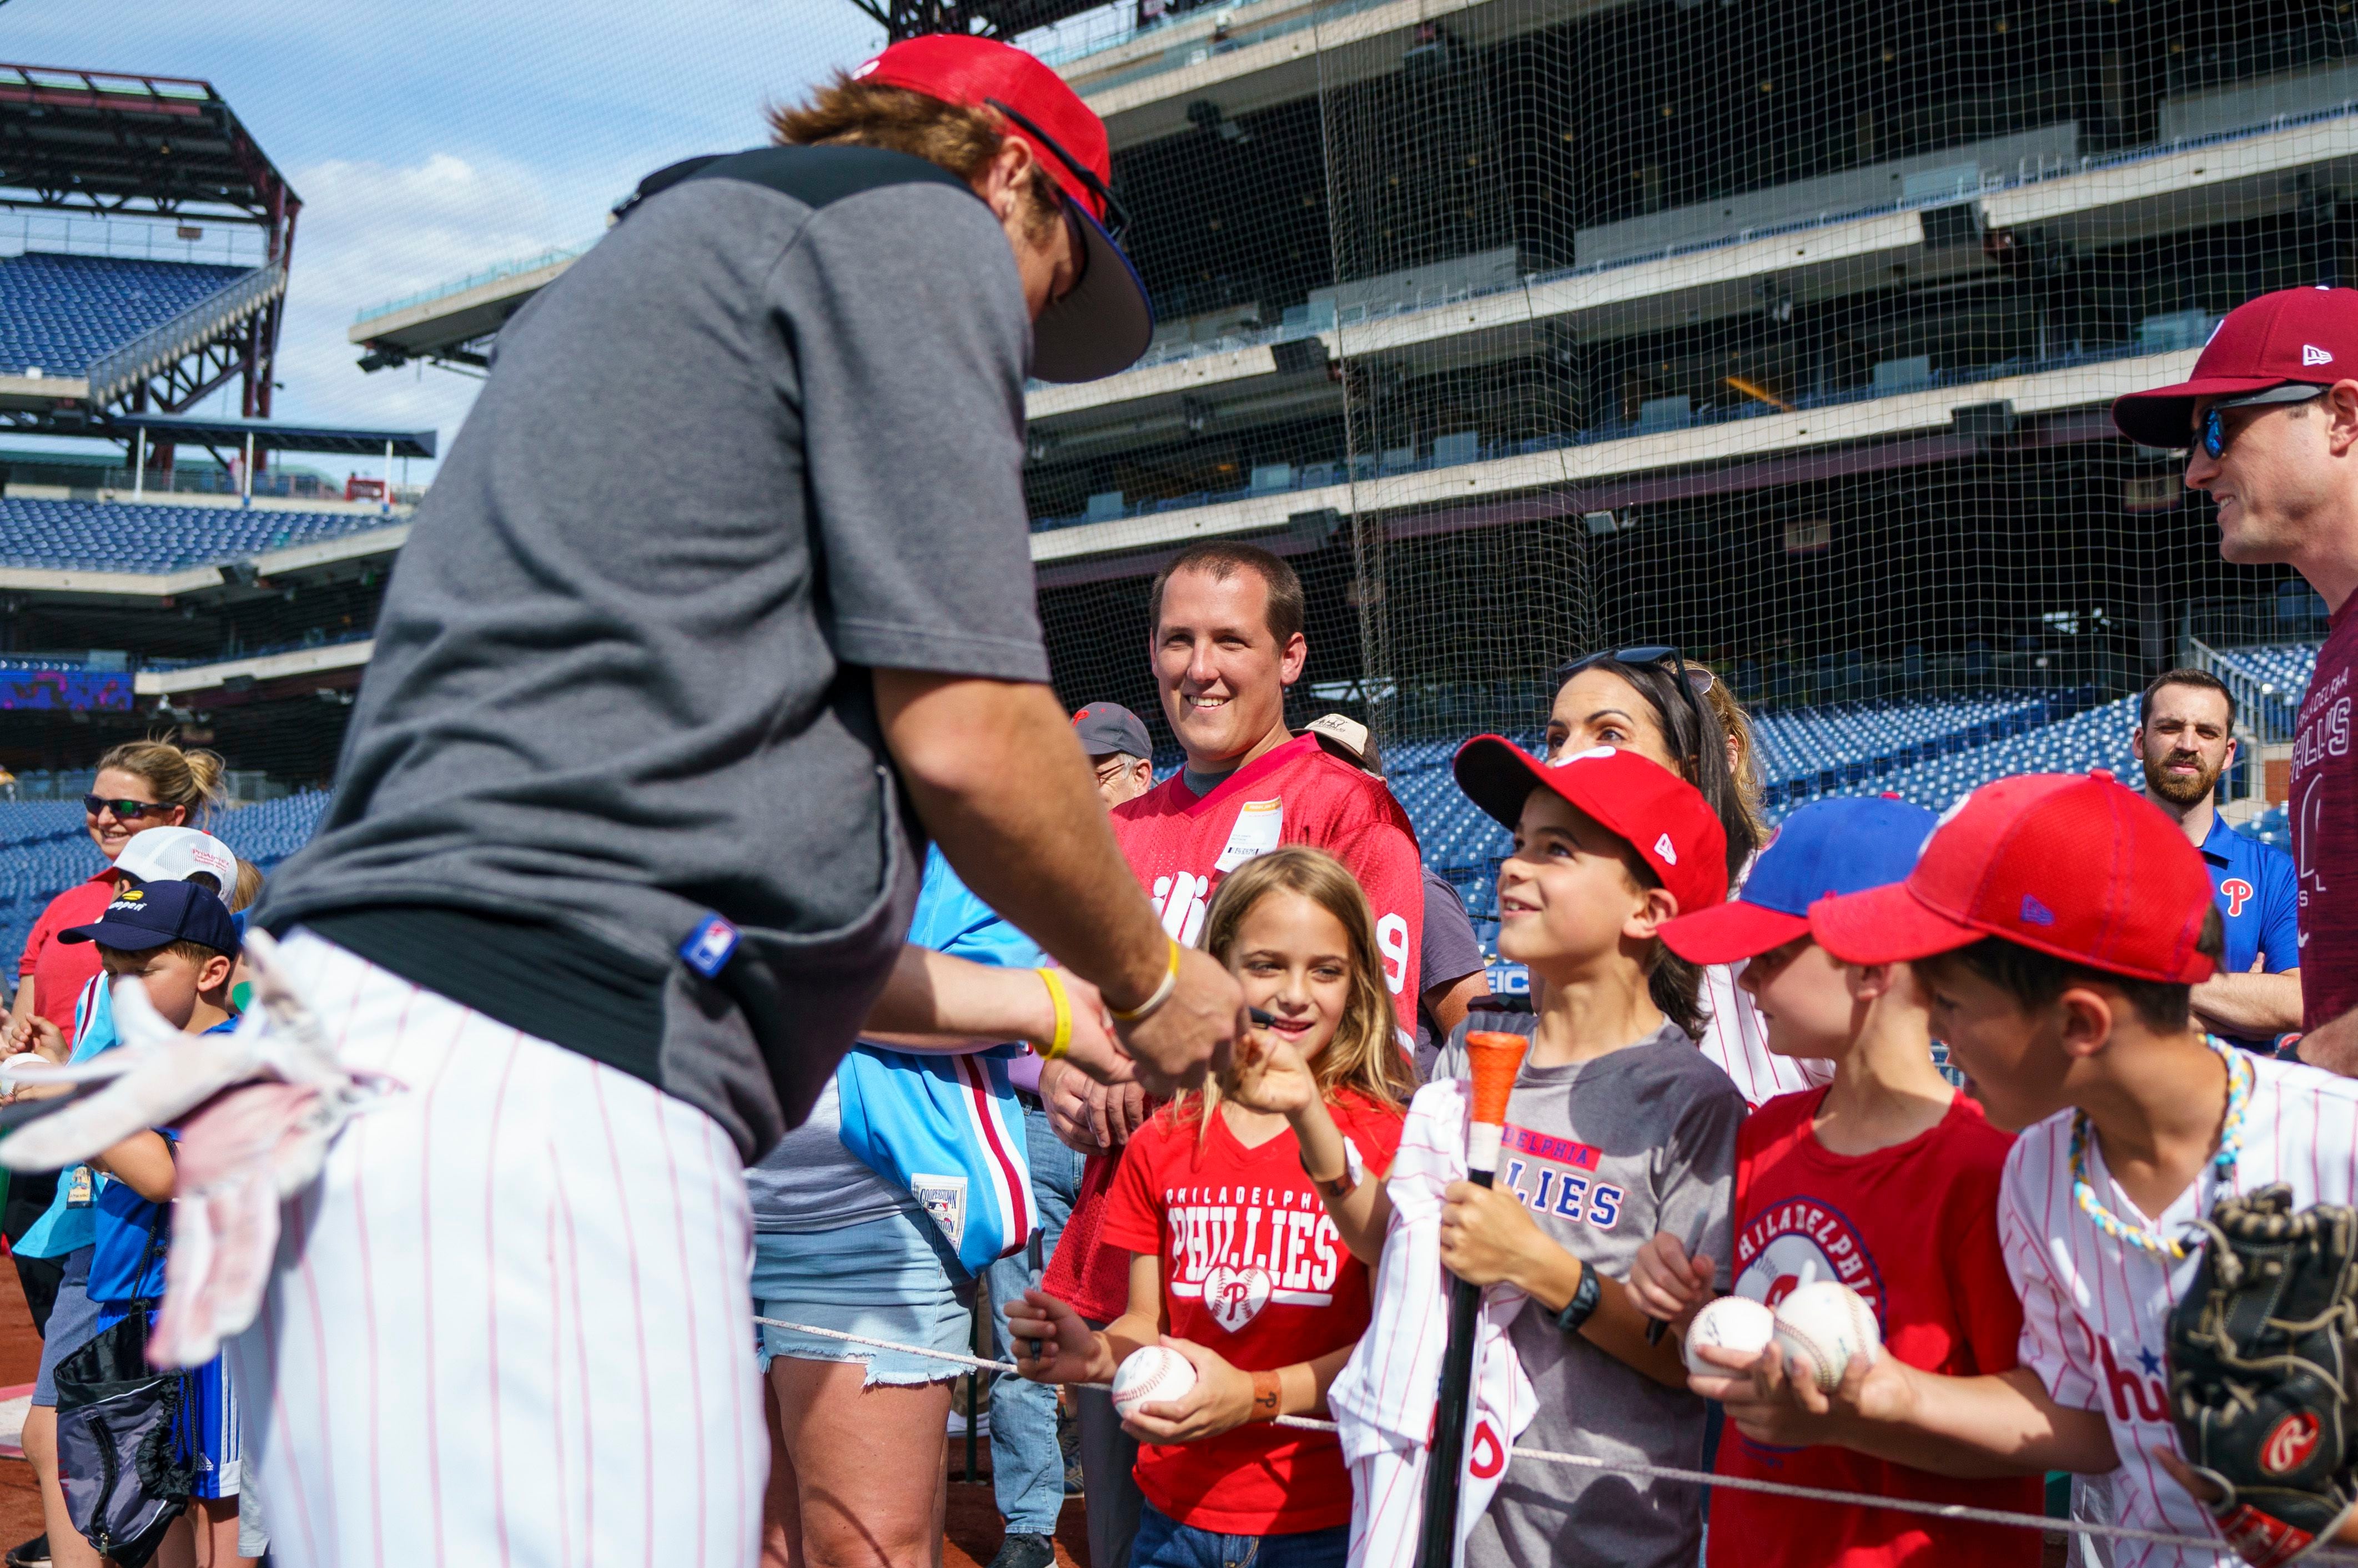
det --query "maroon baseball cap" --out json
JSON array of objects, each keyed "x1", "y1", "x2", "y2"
[
  {"x1": 852, "y1": 35, "x2": 1152, "y2": 382},
  {"x1": 2111, "y1": 286, "x2": 2358, "y2": 447},
  {"x1": 1811, "y1": 772, "x2": 2216, "y2": 985},
  {"x1": 1454, "y1": 738, "x2": 1729, "y2": 916}
]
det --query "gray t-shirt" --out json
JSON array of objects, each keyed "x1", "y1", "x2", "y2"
[
  {"x1": 1413, "y1": 866, "x2": 1486, "y2": 1072},
  {"x1": 257, "y1": 148, "x2": 1049, "y2": 1161},
  {"x1": 743, "y1": 1075, "x2": 916, "y2": 1233},
  {"x1": 1434, "y1": 1009, "x2": 1744, "y2": 1568}
]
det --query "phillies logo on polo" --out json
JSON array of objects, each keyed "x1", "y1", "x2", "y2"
[
  {"x1": 2220, "y1": 878, "x2": 2255, "y2": 918},
  {"x1": 2264, "y1": 1411, "x2": 2322, "y2": 1476},
  {"x1": 1733, "y1": 1197, "x2": 1885, "y2": 1318}
]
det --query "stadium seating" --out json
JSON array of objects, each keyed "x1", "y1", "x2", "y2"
[
  {"x1": 0, "y1": 497, "x2": 393, "y2": 574},
  {"x1": 0, "y1": 252, "x2": 256, "y2": 377},
  {"x1": 0, "y1": 793, "x2": 333, "y2": 974}
]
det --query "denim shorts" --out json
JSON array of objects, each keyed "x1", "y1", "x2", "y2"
[
  {"x1": 752, "y1": 1207, "x2": 974, "y2": 1387},
  {"x1": 32, "y1": 1247, "x2": 97, "y2": 1409}
]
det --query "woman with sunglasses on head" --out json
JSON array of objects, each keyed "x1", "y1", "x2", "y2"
[{"x1": 1538, "y1": 648, "x2": 1829, "y2": 1106}]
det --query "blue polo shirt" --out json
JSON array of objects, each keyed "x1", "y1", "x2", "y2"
[{"x1": 2198, "y1": 813, "x2": 2300, "y2": 1050}]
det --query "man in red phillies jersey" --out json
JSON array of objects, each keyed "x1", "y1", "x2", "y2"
[
  {"x1": 2113, "y1": 287, "x2": 2358, "y2": 1069},
  {"x1": 1043, "y1": 540, "x2": 1422, "y2": 1568}
]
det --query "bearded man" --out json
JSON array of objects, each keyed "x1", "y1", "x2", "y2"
[{"x1": 2130, "y1": 667, "x2": 2302, "y2": 1049}]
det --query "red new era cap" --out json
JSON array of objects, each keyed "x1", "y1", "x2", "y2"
[
  {"x1": 852, "y1": 35, "x2": 1152, "y2": 382},
  {"x1": 2111, "y1": 286, "x2": 2358, "y2": 447},
  {"x1": 1811, "y1": 772, "x2": 2216, "y2": 984},
  {"x1": 1454, "y1": 738, "x2": 1729, "y2": 916}
]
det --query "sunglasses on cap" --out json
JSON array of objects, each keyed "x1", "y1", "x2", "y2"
[
  {"x1": 2199, "y1": 384, "x2": 2329, "y2": 460},
  {"x1": 84, "y1": 795, "x2": 169, "y2": 820},
  {"x1": 983, "y1": 97, "x2": 1133, "y2": 246}
]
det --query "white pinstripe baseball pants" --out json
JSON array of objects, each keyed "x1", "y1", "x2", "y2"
[{"x1": 226, "y1": 930, "x2": 763, "y2": 1568}]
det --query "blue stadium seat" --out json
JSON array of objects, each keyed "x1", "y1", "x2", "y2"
[
  {"x1": 0, "y1": 498, "x2": 390, "y2": 573},
  {"x1": 0, "y1": 793, "x2": 334, "y2": 969},
  {"x1": 0, "y1": 252, "x2": 257, "y2": 377}
]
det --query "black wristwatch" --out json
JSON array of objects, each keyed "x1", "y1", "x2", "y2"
[{"x1": 1553, "y1": 1264, "x2": 1602, "y2": 1335}]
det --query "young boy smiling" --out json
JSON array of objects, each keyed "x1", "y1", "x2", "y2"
[
  {"x1": 1427, "y1": 738, "x2": 1747, "y2": 1568},
  {"x1": 1637, "y1": 795, "x2": 2043, "y2": 1566},
  {"x1": 1707, "y1": 772, "x2": 2358, "y2": 1568}
]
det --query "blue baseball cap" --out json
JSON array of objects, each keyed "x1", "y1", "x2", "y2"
[
  {"x1": 1659, "y1": 796, "x2": 1935, "y2": 965},
  {"x1": 59, "y1": 879, "x2": 242, "y2": 957}
]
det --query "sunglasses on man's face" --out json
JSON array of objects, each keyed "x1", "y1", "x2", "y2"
[
  {"x1": 2198, "y1": 384, "x2": 2329, "y2": 460},
  {"x1": 984, "y1": 97, "x2": 1133, "y2": 247},
  {"x1": 84, "y1": 796, "x2": 167, "y2": 820}
]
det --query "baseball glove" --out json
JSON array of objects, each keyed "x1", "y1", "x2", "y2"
[{"x1": 2168, "y1": 1184, "x2": 2358, "y2": 1566}]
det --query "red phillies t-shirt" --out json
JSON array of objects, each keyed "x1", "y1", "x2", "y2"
[
  {"x1": 1100, "y1": 1089, "x2": 1405, "y2": 1535},
  {"x1": 1046, "y1": 734, "x2": 1424, "y2": 1320},
  {"x1": 16, "y1": 870, "x2": 119, "y2": 1048},
  {"x1": 1707, "y1": 1088, "x2": 2042, "y2": 1567},
  {"x1": 2293, "y1": 596, "x2": 2358, "y2": 1032}
]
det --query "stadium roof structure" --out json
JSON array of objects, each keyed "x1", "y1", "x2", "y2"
[
  {"x1": 0, "y1": 64, "x2": 299, "y2": 438},
  {"x1": 842, "y1": 0, "x2": 1110, "y2": 43},
  {"x1": 108, "y1": 414, "x2": 436, "y2": 461}
]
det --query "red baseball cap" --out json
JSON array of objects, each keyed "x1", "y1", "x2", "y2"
[
  {"x1": 852, "y1": 35, "x2": 1152, "y2": 382},
  {"x1": 2111, "y1": 286, "x2": 2358, "y2": 447},
  {"x1": 1810, "y1": 772, "x2": 2217, "y2": 985},
  {"x1": 1453, "y1": 738, "x2": 1729, "y2": 916}
]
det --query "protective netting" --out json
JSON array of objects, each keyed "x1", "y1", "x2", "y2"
[{"x1": 1019, "y1": 0, "x2": 2342, "y2": 819}]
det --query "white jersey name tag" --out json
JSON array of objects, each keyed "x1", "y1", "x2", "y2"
[{"x1": 1215, "y1": 798, "x2": 1285, "y2": 872}]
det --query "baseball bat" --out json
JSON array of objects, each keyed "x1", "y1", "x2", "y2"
[{"x1": 1415, "y1": 1030, "x2": 1530, "y2": 1568}]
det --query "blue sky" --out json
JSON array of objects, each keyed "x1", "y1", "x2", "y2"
[{"x1": 5, "y1": 0, "x2": 907, "y2": 466}]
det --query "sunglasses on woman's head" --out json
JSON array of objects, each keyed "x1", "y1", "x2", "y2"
[
  {"x1": 2198, "y1": 384, "x2": 2329, "y2": 460},
  {"x1": 1553, "y1": 645, "x2": 1716, "y2": 700},
  {"x1": 84, "y1": 796, "x2": 166, "y2": 819}
]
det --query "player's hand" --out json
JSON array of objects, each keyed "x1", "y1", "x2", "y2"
[
  {"x1": 1221, "y1": 1021, "x2": 1318, "y2": 1117},
  {"x1": 1122, "y1": 1337, "x2": 1258, "y2": 1444},
  {"x1": 1629, "y1": 1232, "x2": 1715, "y2": 1325},
  {"x1": 1038, "y1": 971, "x2": 1133, "y2": 1088},
  {"x1": 1437, "y1": 1179, "x2": 1552, "y2": 1291},
  {"x1": 1007, "y1": 1288, "x2": 1113, "y2": 1386},
  {"x1": 1114, "y1": 946, "x2": 1240, "y2": 1095}
]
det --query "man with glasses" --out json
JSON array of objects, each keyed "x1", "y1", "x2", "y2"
[{"x1": 2114, "y1": 286, "x2": 2358, "y2": 1071}]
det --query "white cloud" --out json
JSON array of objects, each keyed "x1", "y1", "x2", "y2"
[{"x1": 254, "y1": 151, "x2": 595, "y2": 457}]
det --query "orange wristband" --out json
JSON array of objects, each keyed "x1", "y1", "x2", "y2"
[{"x1": 1248, "y1": 1370, "x2": 1283, "y2": 1423}]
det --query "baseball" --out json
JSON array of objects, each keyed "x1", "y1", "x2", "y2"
[
  {"x1": 1682, "y1": 1295, "x2": 1777, "y2": 1377},
  {"x1": 1771, "y1": 1281, "x2": 1881, "y2": 1392},
  {"x1": 1110, "y1": 1346, "x2": 1199, "y2": 1420}
]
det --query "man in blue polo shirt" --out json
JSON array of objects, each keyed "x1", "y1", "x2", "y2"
[{"x1": 2130, "y1": 667, "x2": 2302, "y2": 1049}]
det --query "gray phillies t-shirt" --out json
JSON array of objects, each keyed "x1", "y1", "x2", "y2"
[
  {"x1": 255, "y1": 148, "x2": 1050, "y2": 1162},
  {"x1": 1434, "y1": 1009, "x2": 1744, "y2": 1568}
]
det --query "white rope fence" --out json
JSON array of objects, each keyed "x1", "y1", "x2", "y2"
[{"x1": 755, "y1": 1314, "x2": 2358, "y2": 1561}]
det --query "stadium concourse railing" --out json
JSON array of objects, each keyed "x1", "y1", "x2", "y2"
[
  {"x1": 84, "y1": 261, "x2": 286, "y2": 407},
  {"x1": 352, "y1": 243, "x2": 590, "y2": 332}
]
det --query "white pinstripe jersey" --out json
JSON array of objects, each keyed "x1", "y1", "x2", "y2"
[
  {"x1": 1697, "y1": 962, "x2": 1833, "y2": 1107},
  {"x1": 1998, "y1": 1055, "x2": 2358, "y2": 1568}
]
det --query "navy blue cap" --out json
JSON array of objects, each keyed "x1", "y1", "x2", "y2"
[
  {"x1": 59, "y1": 879, "x2": 242, "y2": 957},
  {"x1": 1659, "y1": 795, "x2": 1936, "y2": 965},
  {"x1": 1072, "y1": 702, "x2": 1152, "y2": 759}
]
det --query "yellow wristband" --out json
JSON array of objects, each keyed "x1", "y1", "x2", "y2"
[
  {"x1": 1109, "y1": 937, "x2": 1182, "y2": 1025},
  {"x1": 1036, "y1": 967, "x2": 1074, "y2": 1060}
]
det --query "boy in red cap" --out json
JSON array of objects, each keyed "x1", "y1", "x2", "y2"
[
  {"x1": 1693, "y1": 772, "x2": 2358, "y2": 1568},
  {"x1": 1634, "y1": 796, "x2": 2043, "y2": 1566},
  {"x1": 2113, "y1": 286, "x2": 2358, "y2": 1071},
  {"x1": 1422, "y1": 739, "x2": 1746, "y2": 1568}
]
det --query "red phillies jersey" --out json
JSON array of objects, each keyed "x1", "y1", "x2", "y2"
[
  {"x1": 1101, "y1": 1090, "x2": 1405, "y2": 1534},
  {"x1": 1045, "y1": 734, "x2": 1424, "y2": 1320},
  {"x1": 2294, "y1": 598, "x2": 2357, "y2": 1032},
  {"x1": 1707, "y1": 1088, "x2": 2041, "y2": 1568}
]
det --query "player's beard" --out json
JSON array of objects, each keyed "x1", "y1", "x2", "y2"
[{"x1": 2144, "y1": 749, "x2": 2223, "y2": 808}]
